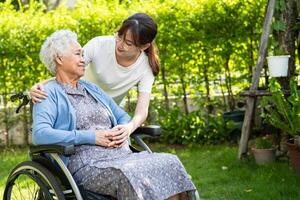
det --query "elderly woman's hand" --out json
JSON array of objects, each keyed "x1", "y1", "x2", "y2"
[
  {"x1": 95, "y1": 129, "x2": 124, "y2": 148},
  {"x1": 30, "y1": 83, "x2": 48, "y2": 104},
  {"x1": 108, "y1": 123, "x2": 134, "y2": 147}
]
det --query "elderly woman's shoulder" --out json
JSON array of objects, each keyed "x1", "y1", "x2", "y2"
[{"x1": 43, "y1": 80, "x2": 61, "y2": 93}]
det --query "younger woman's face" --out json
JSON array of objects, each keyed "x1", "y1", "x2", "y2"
[{"x1": 115, "y1": 30, "x2": 141, "y2": 58}]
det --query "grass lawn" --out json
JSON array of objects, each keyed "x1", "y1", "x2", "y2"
[
  {"x1": 1, "y1": 144, "x2": 300, "y2": 200},
  {"x1": 0, "y1": 147, "x2": 28, "y2": 198}
]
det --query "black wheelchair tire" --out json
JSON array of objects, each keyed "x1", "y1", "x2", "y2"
[{"x1": 3, "y1": 161, "x2": 66, "y2": 200}]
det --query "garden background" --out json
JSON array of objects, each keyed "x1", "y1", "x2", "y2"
[
  {"x1": 0, "y1": 0, "x2": 273, "y2": 146},
  {"x1": 1, "y1": 0, "x2": 300, "y2": 199}
]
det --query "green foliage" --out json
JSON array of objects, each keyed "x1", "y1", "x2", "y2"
[
  {"x1": 268, "y1": 36, "x2": 288, "y2": 55},
  {"x1": 273, "y1": 46, "x2": 287, "y2": 56},
  {"x1": 270, "y1": 0, "x2": 288, "y2": 56},
  {"x1": 153, "y1": 0, "x2": 266, "y2": 101},
  {"x1": 0, "y1": 0, "x2": 128, "y2": 97},
  {"x1": 272, "y1": 20, "x2": 286, "y2": 32},
  {"x1": 272, "y1": 0, "x2": 287, "y2": 32},
  {"x1": 0, "y1": 0, "x2": 270, "y2": 145},
  {"x1": 261, "y1": 78, "x2": 300, "y2": 136},
  {"x1": 254, "y1": 136, "x2": 274, "y2": 149},
  {"x1": 154, "y1": 104, "x2": 235, "y2": 144},
  {"x1": 0, "y1": 0, "x2": 267, "y2": 98}
]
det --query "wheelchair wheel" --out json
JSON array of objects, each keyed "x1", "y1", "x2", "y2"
[{"x1": 3, "y1": 161, "x2": 65, "y2": 200}]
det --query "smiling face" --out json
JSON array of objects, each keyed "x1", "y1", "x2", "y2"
[
  {"x1": 56, "y1": 41, "x2": 85, "y2": 80},
  {"x1": 115, "y1": 30, "x2": 142, "y2": 59}
]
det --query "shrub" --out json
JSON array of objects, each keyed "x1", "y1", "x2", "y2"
[{"x1": 154, "y1": 105, "x2": 235, "y2": 144}]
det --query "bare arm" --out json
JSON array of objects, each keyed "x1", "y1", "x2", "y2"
[
  {"x1": 109, "y1": 92, "x2": 151, "y2": 146},
  {"x1": 131, "y1": 92, "x2": 150, "y2": 130}
]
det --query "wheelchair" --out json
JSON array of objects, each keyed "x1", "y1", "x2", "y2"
[{"x1": 3, "y1": 92, "x2": 200, "y2": 200}]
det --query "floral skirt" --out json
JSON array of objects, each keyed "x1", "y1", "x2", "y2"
[{"x1": 68, "y1": 145, "x2": 196, "y2": 200}]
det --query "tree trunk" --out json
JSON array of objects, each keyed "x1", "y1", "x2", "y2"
[
  {"x1": 248, "y1": 27, "x2": 255, "y2": 82},
  {"x1": 274, "y1": 0, "x2": 298, "y2": 84},
  {"x1": 284, "y1": 0, "x2": 298, "y2": 77},
  {"x1": 296, "y1": 1, "x2": 300, "y2": 64},
  {"x1": 199, "y1": 51, "x2": 212, "y2": 114},
  {"x1": 203, "y1": 62, "x2": 212, "y2": 113},
  {"x1": 219, "y1": 74, "x2": 227, "y2": 111},
  {"x1": 224, "y1": 55, "x2": 235, "y2": 111},
  {"x1": 179, "y1": 75, "x2": 189, "y2": 115},
  {"x1": 298, "y1": 30, "x2": 300, "y2": 64},
  {"x1": 3, "y1": 92, "x2": 9, "y2": 146},
  {"x1": 22, "y1": 105, "x2": 29, "y2": 145},
  {"x1": 1, "y1": 60, "x2": 9, "y2": 146},
  {"x1": 161, "y1": 65, "x2": 170, "y2": 111}
]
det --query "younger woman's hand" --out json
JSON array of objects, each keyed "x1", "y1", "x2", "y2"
[
  {"x1": 30, "y1": 83, "x2": 48, "y2": 104},
  {"x1": 108, "y1": 123, "x2": 134, "y2": 147},
  {"x1": 96, "y1": 128, "x2": 124, "y2": 148}
]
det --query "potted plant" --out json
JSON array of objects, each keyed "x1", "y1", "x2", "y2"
[
  {"x1": 261, "y1": 78, "x2": 300, "y2": 172},
  {"x1": 267, "y1": 47, "x2": 290, "y2": 77},
  {"x1": 252, "y1": 136, "x2": 276, "y2": 165}
]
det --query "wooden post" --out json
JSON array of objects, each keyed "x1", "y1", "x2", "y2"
[{"x1": 238, "y1": 0, "x2": 276, "y2": 159}]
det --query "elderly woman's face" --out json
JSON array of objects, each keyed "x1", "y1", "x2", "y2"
[{"x1": 57, "y1": 41, "x2": 85, "y2": 79}]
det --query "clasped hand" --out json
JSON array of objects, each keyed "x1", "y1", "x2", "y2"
[{"x1": 95, "y1": 123, "x2": 134, "y2": 148}]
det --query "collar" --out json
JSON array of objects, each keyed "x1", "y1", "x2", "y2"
[{"x1": 58, "y1": 82, "x2": 86, "y2": 96}]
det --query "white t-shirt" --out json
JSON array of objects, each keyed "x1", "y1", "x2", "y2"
[{"x1": 83, "y1": 36, "x2": 155, "y2": 104}]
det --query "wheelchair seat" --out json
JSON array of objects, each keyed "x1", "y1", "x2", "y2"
[
  {"x1": 4, "y1": 92, "x2": 200, "y2": 200},
  {"x1": 3, "y1": 126, "x2": 165, "y2": 200}
]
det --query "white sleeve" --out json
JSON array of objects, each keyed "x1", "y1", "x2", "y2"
[
  {"x1": 83, "y1": 37, "x2": 99, "y2": 65},
  {"x1": 138, "y1": 71, "x2": 155, "y2": 93}
]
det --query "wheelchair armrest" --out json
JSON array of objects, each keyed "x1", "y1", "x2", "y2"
[
  {"x1": 130, "y1": 125, "x2": 161, "y2": 153},
  {"x1": 131, "y1": 125, "x2": 161, "y2": 137},
  {"x1": 29, "y1": 144, "x2": 75, "y2": 156}
]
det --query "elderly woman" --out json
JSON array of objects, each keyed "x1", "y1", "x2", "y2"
[{"x1": 32, "y1": 30, "x2": 196, "y2": 200}]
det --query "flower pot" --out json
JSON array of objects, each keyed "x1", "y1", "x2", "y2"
[
  {"x1": 286, "y1": 139, "x2": 300, "y2": 173},
  {"x1": 267, "y1": 55, "x2": 290, "y2": 77},
  {"x1": 252, "y1": 148, "x2": 276, "y2": 165}
]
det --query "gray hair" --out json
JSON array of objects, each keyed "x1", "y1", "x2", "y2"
[{"x1": 40, "y1": 30, "x2": 78, "y2": 74}]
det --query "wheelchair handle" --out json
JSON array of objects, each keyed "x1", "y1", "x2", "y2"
[{"x1": 10, "y1": 91, "x2": 30, "y2": 113}]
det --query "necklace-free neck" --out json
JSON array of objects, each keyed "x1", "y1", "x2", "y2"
[
  {"x1": 115, "y1": 51, "x2": 141, "y2": 67},
  {"x1": 55, "y1": 72, "x2": 79, "y2": 88}
]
